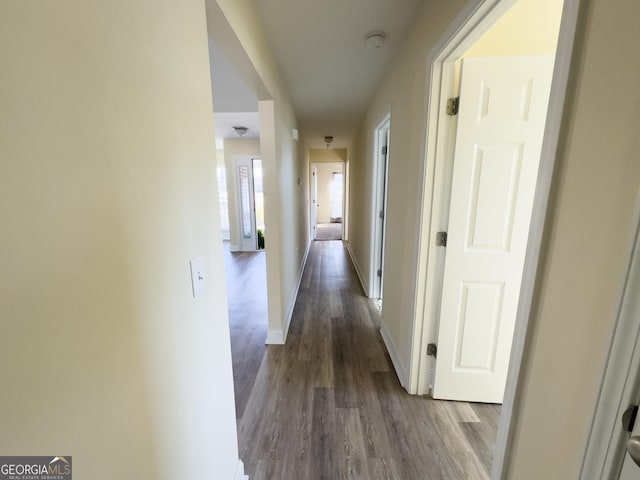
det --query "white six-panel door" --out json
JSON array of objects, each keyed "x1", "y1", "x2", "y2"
[{"x1": 433, "y1": 55, "x2": 554, "y2": 403}]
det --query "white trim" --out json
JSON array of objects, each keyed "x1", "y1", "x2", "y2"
[
  {"x1": 370, "y1": 112, "x2": 391, "y2": 300},
  {"x1": 229, "y1": 243, "x2": 241, "y2": 252},
  {"x1": 265, "y1": 329, "x2": 285, "y2": 345},
  {"x1": 407, "y1": 0, "x2": 583, "y2": 478},
  {"x1": 580, "y1": 193, "x2": 640, "y2": 479},
  {"x1": 310, "y1": 161, "x2": 346, "y2": 230},
  {"x1": 493, "y1": 2, "x2": 582, "y2": 477},
  {"x1": 265, "y1": 240, "x2": 311, "y2": 345},
  {"x1": 380, "y1": 320, "x2": 409, "y2": 388},
  {"x1": 234, "y1": 459, "x2": 249, "y2": 480},
  {"x1": 346, "y1": 243, "x2": 370, "y2": 297}
]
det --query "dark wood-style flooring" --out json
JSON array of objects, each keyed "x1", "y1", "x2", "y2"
[
  {"x1": 224, "y1": 240, "x2": 500, "y2": 480},
  {"x1": 223, "y1": 242, "x2": 268, "y2": 420}
]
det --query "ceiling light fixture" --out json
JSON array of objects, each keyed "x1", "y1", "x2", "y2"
[
  {"x1": 233, "y1": 126, "x2": 248, "y2": 137},
  {"x1": 324, "y1": 136, "x2": 334, "y2": 149},
  {"x1": 365, "y1": 31, "x2": 386, "y2": 49}
]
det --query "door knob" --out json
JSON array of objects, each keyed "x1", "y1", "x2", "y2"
[{"x1": 626, "y1": 436, "x2": 640, "y2": 467}]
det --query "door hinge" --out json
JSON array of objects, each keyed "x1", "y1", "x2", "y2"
[
  {"x1": 379, "y1": 210, "x2": 384, "y2": 220},
  {"x1": 377, "y1": 269, "x2": 382, "y2": 277},
  {"x1": 381, "y1": 146, "x2": 388, "y2": 155},
  {"x1": 427, "y1": 343, "x2": 437, "y2": 358},
  {"x1": 436, "y1": 231, "x2": 447, "y2": 247},
  {"x1": 446, "y1": 96, "x2": 460, "y2": 116},
  {"x1": 623, "y1": 405, "x2": 639, "y2": 432}
]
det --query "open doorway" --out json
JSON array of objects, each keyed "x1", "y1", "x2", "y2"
[
  {"x1": 312, "y1": 162, "x2": 344, "y2": 241},
  {"x1": 208, "y1": 34, "x2": 270, "y2": 423},
  {"x1": 413, "y1": 0, "x2": 564, "y2": 397},
  {"x1": 407, "y1": 0, "x2": 580, "y2": 476}
]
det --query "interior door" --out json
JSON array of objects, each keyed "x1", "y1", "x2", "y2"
[
  {"x1": 433, "y1": 55, "x2": 554, "y2": 403},
  {"x1": 373, "y1": 121, "x2": 390, "y2": 301}
]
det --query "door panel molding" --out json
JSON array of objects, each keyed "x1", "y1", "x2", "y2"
[{"x1": 433, "y1": 55, "x2": 554, "y2": 404}]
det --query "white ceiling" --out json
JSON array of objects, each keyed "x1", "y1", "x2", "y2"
[
  {"x1": 208, "y1": 38, "x2": 258, "y2": 114},
  {"x1": 208, "y1": 0, "x2": 425, "y2": 149},
  {"x1": 253, "y1": 0, "x2": 424, "y2": 148}
]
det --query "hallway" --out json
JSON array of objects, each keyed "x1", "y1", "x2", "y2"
[
  {"x1": 223, "y1": 242, "x2": 268, "y2": 420},
  {"x1": 234, "y1": 241, "x2": 499, "y2": 479}
]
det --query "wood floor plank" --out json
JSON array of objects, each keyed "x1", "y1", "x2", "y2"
[
  {"x1": 470, "y1": 402, "x2": 501, "y2": 429},
  {"x1": 336, "y1": 408, "x2": 368, "y2": 480},
  {"x1": 278, "y1": 360, "x2": 315, "y2": 480},
  {"x1": 250, "y1": 459, "x2": 283, "y2": 480},
  {"x1": 448, "y1": 401, "x2": 482, "y2": 423},
  {"x1": 459, "y1": 421, "x2": 496, "y2": 476},
  {"x1": 367, "y1": 458, "x2": 401, "y2": 480},
  {"x1": 426, "y1": 400, "x2": 477, "y2": 454},
  {"x1": 372, "y1": 371, "x2": 444, "y2": 480},
  {"x1": 311, "y1": 387, "x2": 338, "y2": 480}
]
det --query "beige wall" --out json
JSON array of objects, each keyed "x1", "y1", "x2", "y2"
[
  {"x1": 0, "y1": 2, "x2": 241, "y2": 480},
  {"x1": 222, "y1": 138, "x2": 261, "y2": 248},
  {"x1": 507, "y1": 0, "x2": 640, "y2": 476},
  {"x1": 352, "y1": 0, "x2": 640, "y2": 476},
  {"x1": 464, "y1": 0, "x2": 563, "y2": 57},
  {"x1": 259, "y1": 99, "x2": 309, "y2": 340},
  {"x1": 309, "y1": 148, "x2": 348, "y2": 163}
]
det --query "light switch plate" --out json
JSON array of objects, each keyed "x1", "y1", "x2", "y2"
[{"x1": 190, "y1": 256, "x2": 205, "y2": 297}]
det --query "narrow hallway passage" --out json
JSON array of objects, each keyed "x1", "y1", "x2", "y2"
[
  {"x1": 235, "y1": 241, "x2": 499, "y2": 480},
  {"x1": 223, "y1": 242, "x2": 268, "y2": 420}
]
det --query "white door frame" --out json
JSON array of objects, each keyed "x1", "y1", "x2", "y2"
[
  {"x1": 371, "y1": 114, "x2": 391, "y2": 300},
  {"x1": 310, "y1": 161, "x2": 346, "y2": 240},
  {"x1": 407, "y1": 0, "x2": 582, "y2": 477},
  {"x1": 580, "y1": 193, "x2": 640, "y2": 478}
]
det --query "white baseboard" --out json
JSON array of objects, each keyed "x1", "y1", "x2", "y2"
[
  {"x1": 230, "y1": 244, "x2": 241, "y2": 252},
  {"x1": 265, "y1": 329, "x2": 285, "y2": 345},
  {"x1": 346, "y1": 243, "x2": 370, "y2": 297},
  {"x1": 380, "y1": 320, "x2": 408, "y2": 389},
  {"x1": 234, "y1": 459, "x2": 248, "y2": 480},
  {"x1": 265, "y1": 241, "x2": 311, "y2": 345}
]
